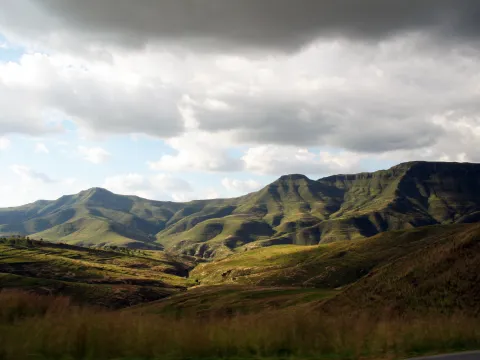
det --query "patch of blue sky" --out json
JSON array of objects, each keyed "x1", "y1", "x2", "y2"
[
  {"x1": 359, "y1": 157, "x2": 397, "y2": 172},
  {"x1": 0, "y1": 34, "x2": 25, "y2": 63}
]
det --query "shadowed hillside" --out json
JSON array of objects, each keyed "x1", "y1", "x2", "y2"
[
  {"x1": 320, "y1": 222, "x2": 480, "y2": 315},
  {"x1": 1, "y1": 161, "x2": 479, "y2": 258}
]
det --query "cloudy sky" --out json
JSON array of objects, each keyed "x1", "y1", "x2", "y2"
[{"x1": 1, "y1": 0, "x2": 479, "y2": 206}]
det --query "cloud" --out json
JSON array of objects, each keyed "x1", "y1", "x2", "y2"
[
  {"x1": 0, "y1": 137, "x2": 11, "y2": 150},
  {"x1": 148, "y1": 129, "x2": 242, "y2": 172},
  {"x1": 0, "y1": 3, "x2": 479, "y2": 180},
  {"x1": 242, "y1": 145, "x2": 364, "y2": 176},
  {"x1": 189, "y1": 36, "x2": 467, "y2": 153},
  {"x1": 1, "y1": 35, "x2": 479, "y2": 164},
  {"x1": 0, "y1": 52, "x2": 183, "y2": 138},
  {"x1": 2, "y1": 1, "x2": 480, "y2": 53},
  {"x1": 35, "y1": 142, "x2": 49, "y2": 154},
  {"x1": 0, "y1": 168, "x2": 87, "y2": 207},
  {"x1": 78, "y1": 146, "x2": 111, "y2": 164},
  {"x1": 221, "y1": 178, "x2": 262, "y2": 194},
  {"x1": 202, "y1": 188, "x2": 221, "y2": 200},
  {"x1": 11, "y1": 164, "x2": 56, "y2": 183},
  {"x1": 103, "y1": 173, "x2": 193, "y2": 201}
]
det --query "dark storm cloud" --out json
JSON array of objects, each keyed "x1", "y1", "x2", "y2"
[
  {"x1": 192, "y1": 96, "x2": 444, "y2": 153},
  {"x1": 3, "y1": 0, "x2": 480, "y2": 51}
]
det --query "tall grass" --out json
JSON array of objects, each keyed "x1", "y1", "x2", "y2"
[{"x1": 1, "y1": 290, "x2": 479, "y2": 360}]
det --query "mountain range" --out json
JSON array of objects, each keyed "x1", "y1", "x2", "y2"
[{"x1": 1, "y1": 161, "x2": 479, "y2": 259}]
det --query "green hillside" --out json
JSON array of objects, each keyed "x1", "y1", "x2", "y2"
[
  {"x1": 158, "y1": 222, "x2": 480, "y2": 317},
  {"x1": 1, "y1": 161, "x2": 479, "y2": 258},
  {"x1": 320, "y1": 222, "x2": 480, "y2": 315},
  {"x1": 130, "y1": 285, "x2": 335, "y2": 317},
  {"x1": 0, "y1": 237, "x2": 193, "y2": 308},
  {"x1": 190, "y1": 223, "x2": 477, "y2": 287}
]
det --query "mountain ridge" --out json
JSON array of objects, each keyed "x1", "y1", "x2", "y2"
[{"x1": 1, "y1": 161, "x2": 479, "y2": 257}]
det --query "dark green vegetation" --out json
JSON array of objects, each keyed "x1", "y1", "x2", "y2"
[
  {"x1": 0, "y1": 237, "x2": 193, "y2": 308},
  {"x1": 1, "y1": 161, "x2": 479, "y2": 259}
]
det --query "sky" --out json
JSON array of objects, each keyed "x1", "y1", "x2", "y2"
[{"x1": 0, "y1": 0, "x2": 480, "y2": 207}]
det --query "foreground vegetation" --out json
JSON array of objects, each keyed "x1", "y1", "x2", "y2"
[
  {"x1": 129, "y1": 285, "x2": 336, "y2": 317},
  {"x1": 1, "y1": 290, "x2": 480, "y2": 360},
  {"x1": 0, "y1": 296, "x2": 477, "y2": 359},
  {"x1": 1, "y1": 223, "x2": 479, "y2": 358}
]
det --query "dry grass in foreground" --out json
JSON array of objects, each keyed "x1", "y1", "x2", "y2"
[{"x1": 1, "y1": 290, "x2": 480, "y2": 360}]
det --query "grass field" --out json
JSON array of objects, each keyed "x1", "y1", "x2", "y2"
[
  {"x1": 1, "y1": 290, "x2": 480, "y2": 360},
  {"x1": 129, "y1": 285, "x2": 337, "y2": 317},
  {"x1": 1, "y1": 223, "x2": 480, "y2": 359}
]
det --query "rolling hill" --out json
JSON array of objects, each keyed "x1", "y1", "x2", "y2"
[
  {"x1": 0, "y1": 237, "x2": 193, "y2": 308},
  {"x1": 190, "y1": 223, "x2": 480, "y2": 288},
  {"x1": 134, "y1": 222, "x2": 480, "y2": 317},
  {"x1": 319, "y1": 221, "x2": 480, "y2": 315},
  {"x1": 0, "y1": 161, "x2": 479, "y2": 258}
]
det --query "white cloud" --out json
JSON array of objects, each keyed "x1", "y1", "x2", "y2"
[
  {"x1": 242, "y1": 145, "x2": 364, "y2": 176},
  {"x1": 0, "y1": 137, "x2": 11, "y2": 150},
  {"x1": 35, "y1": 142, "x2": 49, "y2": 154},
  {"x1": 0, "y1": 51, "x2": 183, "y2": 138},
  {"x1": 203, "y1": 188, "x2": 221, "y2": 200},
  {"x1": 0, "y1": 35, "x2": 479, "y2": 171},
  {"x1": 78, "y1": 146, "x2": 111, "y2": 164},
  {"x1": 0, "y1": 6, "x2": 479, "y2": 195},
  {"x1": 10, "y1": 165, "x2": 56, "y2": 183},
  {"x1": 148, "y1": 129, "x2": 242, "y2": 172},
  {"x1": 103, "y1": 173, "x2": 193, "y2": 201},
  {"x1": 222, "y1": 178, "x2": 262, "y2": 194},
  {"x1": 0, "y1": 166, "x2": 86, "y2": 207}
]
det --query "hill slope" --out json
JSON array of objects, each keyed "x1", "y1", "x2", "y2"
[
  {"x1": 142, "y1": 222, "x2": 480, "y2": 317},
  {"x1": 190, "y1": 223, "x2": 478, "y2": 287},
  {"x1": 0, "y1": 161, "x2": 479, "y2": 258},
  {"x1": 0, "y1": 237, "x2": 193, "y2": 308},
  {"x1": 320, "y1": 222, "x2": 480, "y2": 315}
]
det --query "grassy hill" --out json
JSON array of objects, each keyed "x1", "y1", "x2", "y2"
[
  {"x1": 190, "y1": 223, "x2": 478, "y2": 288},
  {"x1": 0, "y1": 237, "x2": 193, "y2": 308},
  {"x1": 1, "y1": 222, "x2": 480, "y2": 359},
  {"x1": 320, "y1": 222, "x2": 480, "y2": 315},
  {"x1": 129, "y1": 285, "x2": 336, "y2": 317},
  {"x1": 1, "y1": 161, "x2": 479, "y2": 258}
]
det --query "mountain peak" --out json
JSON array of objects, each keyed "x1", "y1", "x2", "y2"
[
  {"x1": 275, "y1": 174, "x2": 310, "y2": 182},
  {"x1": 79, "y1": 187, "x2": 114, "y2": 197},
  {"x1": 84, "y1": 187, "x2": 110, "y2": 193}
]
